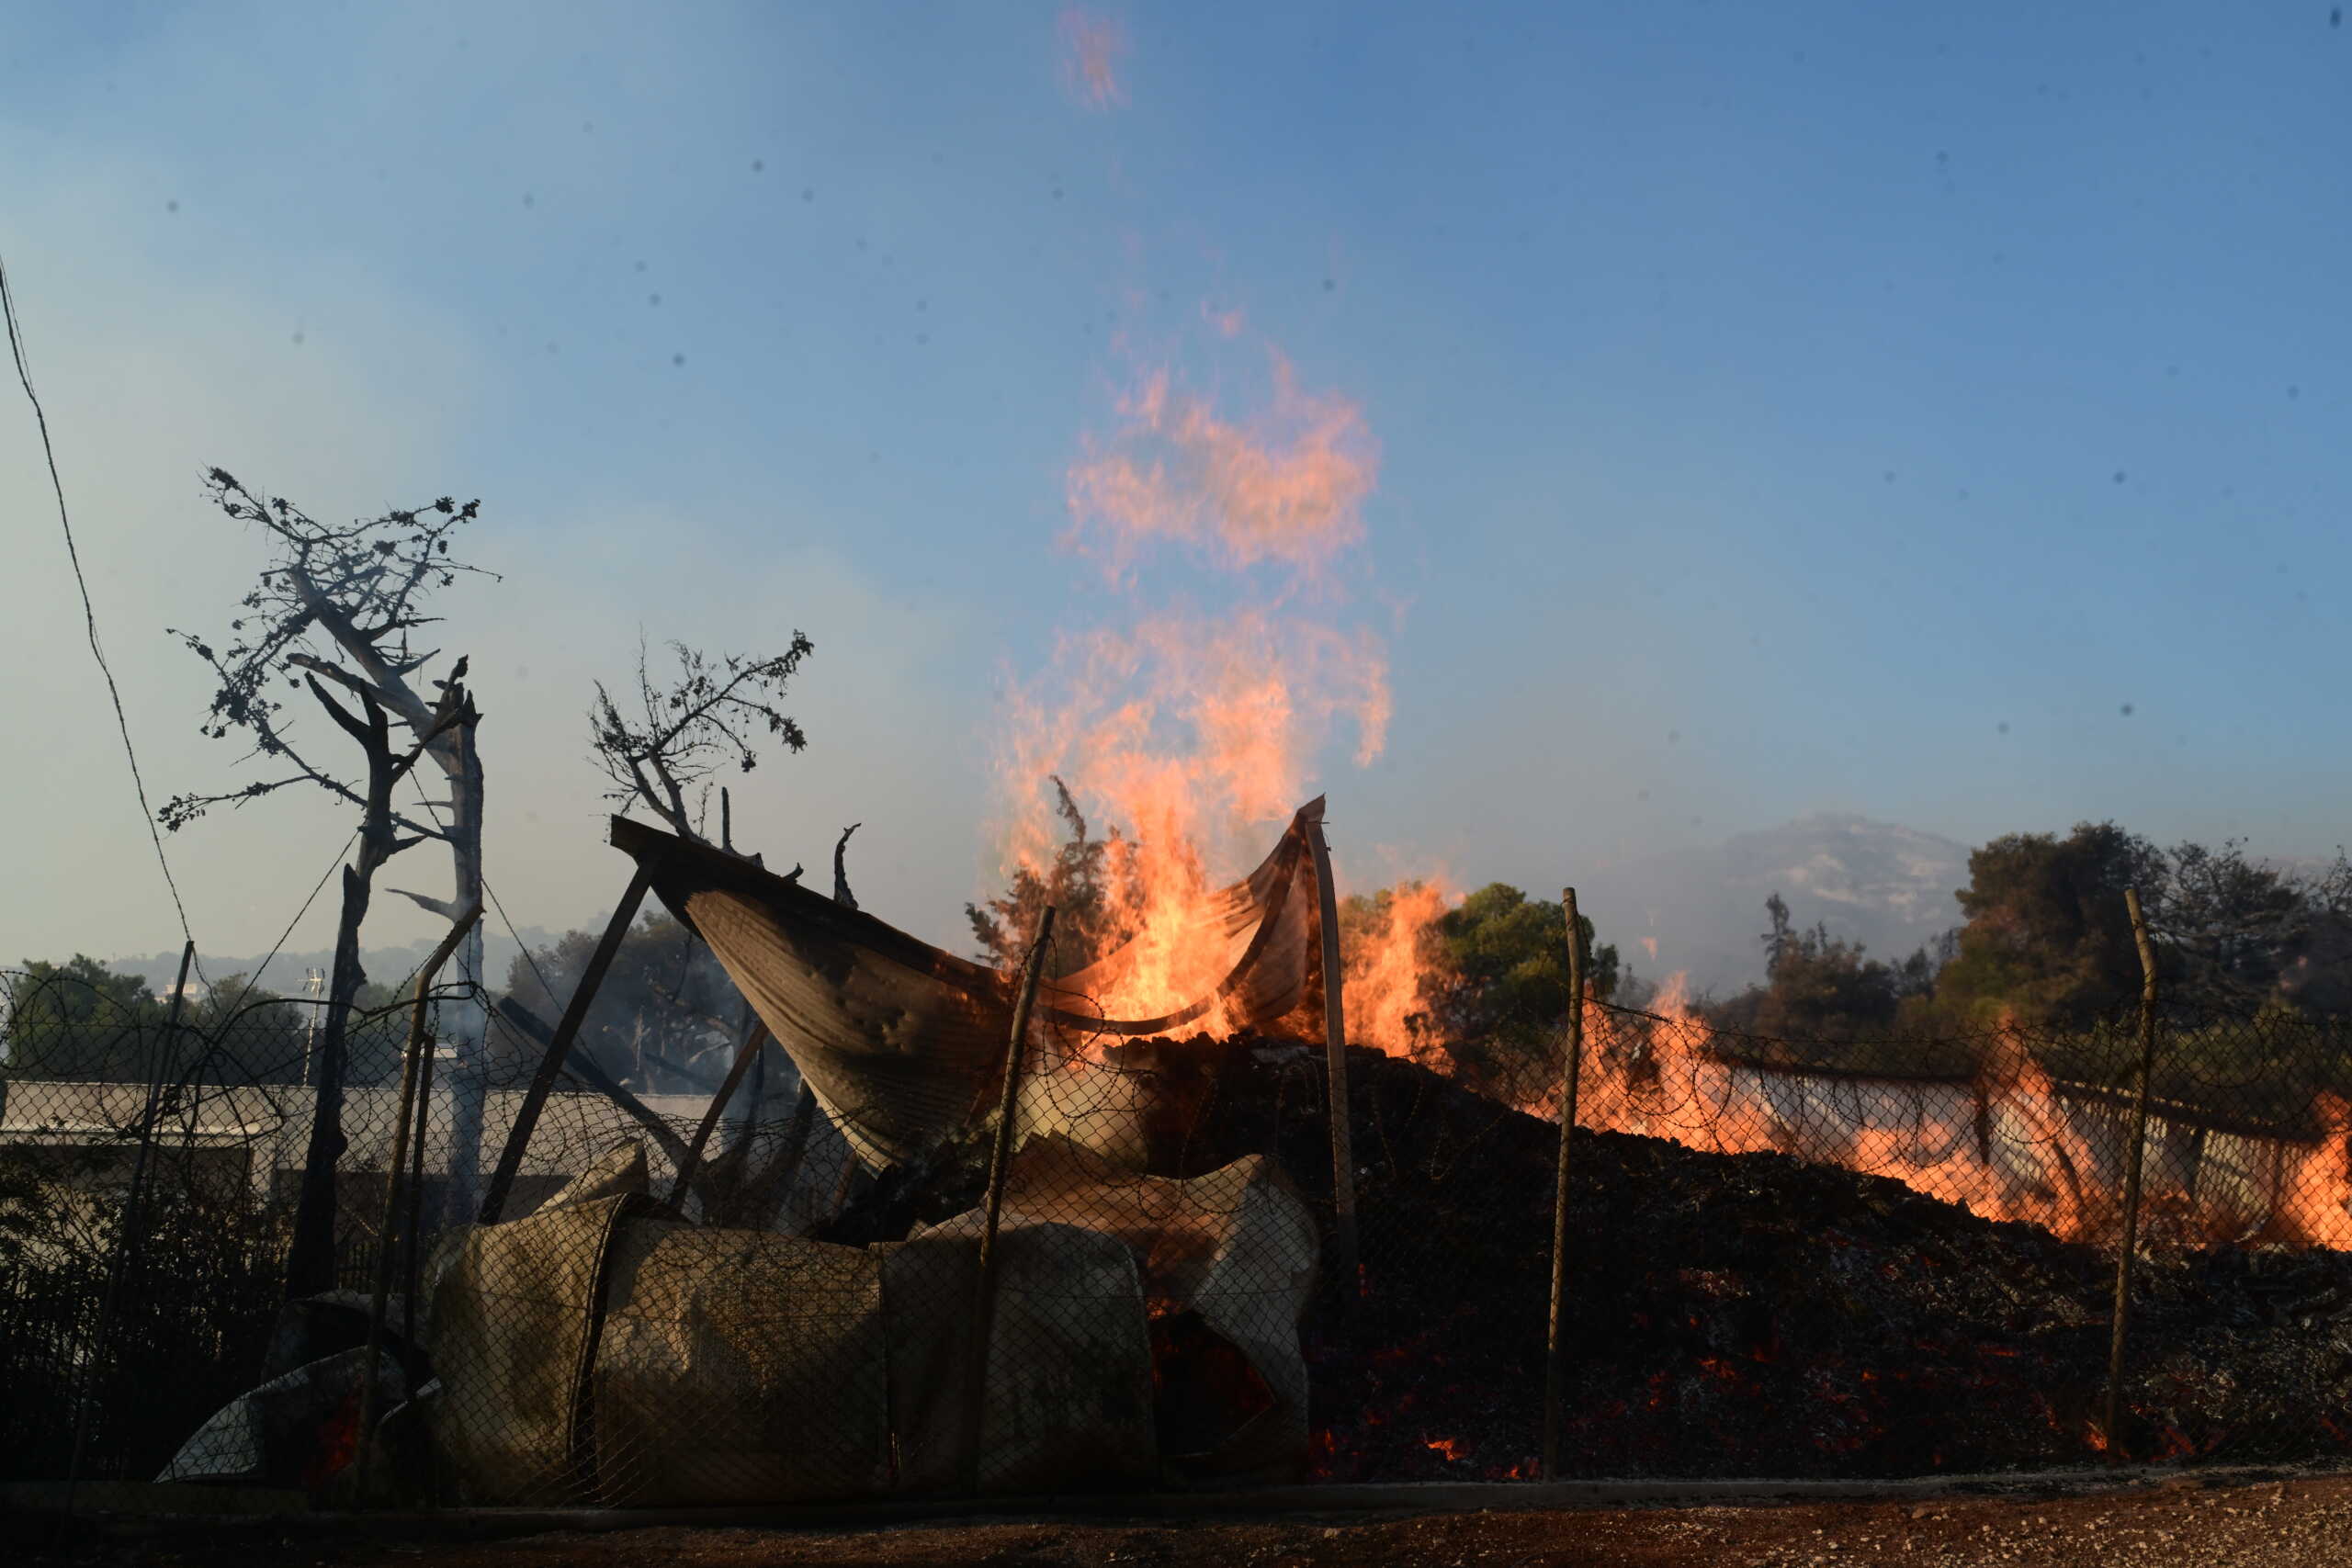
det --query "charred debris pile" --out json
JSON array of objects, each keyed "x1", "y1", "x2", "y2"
[{"x1": 851, "y1": 1034, "x2": 2352, "y2": 1483}]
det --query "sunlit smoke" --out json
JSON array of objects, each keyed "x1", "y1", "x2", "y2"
[
  {"x1": 1201, "y1": 301, "x2": 1248, "y2": 339},
  {"x1": 1057, "y1": 8, "x2": 1129, "y2": 111},
  {"x1": 1064, "y1": 352, "x2": 1378, "y2": 587},
  {"x1": 991, "y1": 331, "x2": 1400, "y2": 1025}
]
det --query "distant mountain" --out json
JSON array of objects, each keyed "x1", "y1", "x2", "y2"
[{"x1": 1578, "y1": 814, "x2": 1973, "y2": 1000}]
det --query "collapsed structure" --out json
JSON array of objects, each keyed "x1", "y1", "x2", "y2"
[
  {"x1": 601, "y1": 806, "x2": 1326, "y2": 1171},
  {"x1": 146, "y1": 800, "x2": 2352, "y2": 1501},
  {"x1": 170, "y1": 803, "x2": 1340, "y2": 1503}
]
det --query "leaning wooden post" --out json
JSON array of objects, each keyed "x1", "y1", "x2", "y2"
[
  {"x1": 963, "y1": 905, "x2": 1056, "y2": 1495},
  {"x1": 479, "y1": 867, "x2": 651, "y2": 1224},
  {"x1": 1544, "y1": 887, "x2": 1588, "y2": 1481},
  {"x1": 1306, "y1": 818, "x2": 1360, "y2": 1313},
  {"x1": 666, "y1": 1019, "x2": 775, "y2": 1212},
  {"x1": 400, "y1": 998, "x2": 437, "y2": 1355},
  {"x1": 355, "y1": 901, "x2": 479, "y2": 1502},
  {"x1": 2100, "y1": 886, "x2": 2162, "y2": 1458}
]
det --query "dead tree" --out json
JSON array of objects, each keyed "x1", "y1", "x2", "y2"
[
  {"x1": 588, "y1": 637, "x2": 832, "y2": 1222},
  {"x1": 590, "y1": 636, "x2": 815, "y2": 867},
  {"x1": 164, "y1": 472, "x2": 488, "y2": 1296}
]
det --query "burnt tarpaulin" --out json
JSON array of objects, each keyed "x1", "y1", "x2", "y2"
[
  {"x1": 606, "y1": 800, "x2": 1325, "y2": 1171},
  {"x1": 423, "y1": 1141, "x2": 1155, "y2": 1504},
  {"x1": 914, "y1": 1136, "x2": 1318, "y2": 1480}
]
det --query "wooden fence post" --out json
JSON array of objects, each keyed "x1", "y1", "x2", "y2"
[
  {"x1": 1544, "y1": 888, "x2": 1587, "y2": 1480},
  {"x1": 1306, "y1": 818, "x2": 1359, "y2": 1314},
  {"x1": 963, "y1": 906, "x2": 1057, "y2": 1495},
  {"x1": 2101, "y1": 886, "x2": 2162, "y2": 1456}
]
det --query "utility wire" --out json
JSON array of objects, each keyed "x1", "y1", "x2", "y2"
[
  {"x1": 247, "y1": 830, "x2": 358, "y2": 996},
  {"x1": 167, "y1": 829, "x2": 353, "y2": 1122},
  {"x1": 2, "y1": 254, "x2": 202, "y2": 976}
]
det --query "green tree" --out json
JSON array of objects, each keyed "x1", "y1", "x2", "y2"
[
  {"x1": 2159, "y1": 839, "x2": 2312, "y2": 1012},
  {"x1": 1711, "y1": 895, "x2": 1944, "y2": 1042},
  {"x1": 503, "y1": 912, "x2": 749, "y2": 1094},
  {"x1": 2278, "y1": 852, "x2": 2352, "y2": 1018},
  {"x1": 185, "y1": 972, "x2": 309, "y2": 1084},
  {"x1": 1340, "y1": 882, "x2": 1617, "y2": 1093},
  {"x1": 2, "y1": 956, "x2": 164, "y2": 1080},
  {"x1": 1930, "y1": 821, "x2": 2165, "y2": 1030}
]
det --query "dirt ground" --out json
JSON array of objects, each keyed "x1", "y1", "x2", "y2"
[{"x1": 20, "y1": 1472, "x2": 2352, "y2": 1568}]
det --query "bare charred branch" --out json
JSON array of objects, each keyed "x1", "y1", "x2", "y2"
[
  {"x1": 589, "y1": 634, "x2": 816, "y2": 850},
  {"x1": 388, "y1": 887, "x2": 463, "y2": 919},
  {"x1": 834, "y1": 822, "x2": 861, "y2": 909}
]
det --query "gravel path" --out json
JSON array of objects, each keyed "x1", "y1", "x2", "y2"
[{"x1": 22, "y1": 1472, "x2": 2352, "y2": 1567}]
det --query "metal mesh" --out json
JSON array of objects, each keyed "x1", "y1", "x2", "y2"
[{"x1": 8, "y1": 960, "x2": 2352, "y2": 1504}]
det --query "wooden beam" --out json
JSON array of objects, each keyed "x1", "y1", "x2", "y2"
[
  {"x1": 2100, "y1": 886, "x2": 2163, "y2": 1457},
  {"x1": 478, "y1": 867, "x2": 651, "y2": 1224},
  {"x1": 491, "y1": 998, "x2": 694, "y2": 1172},
  {"x1": 666, "y1": 1019, "x2": 775, "y2": 1212},
  {"x1": 1544, "y1": 886, "x2": 1588, "y2": 1481}
]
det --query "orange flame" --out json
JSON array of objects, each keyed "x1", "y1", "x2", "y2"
[
  {"x1": 2283, "y1": 1094, "x2": 2352, "y2": 1247},
  {"x1": 992, "y1": 336, "x2": 1402, "y2": 1034},
  {"x1": 1555, "y1": 992, "x2": 2130, "y2": 1244},
  {"x1": 1344, "y1": 881, "x2": 1453, "y2": 1064},
  {"x1": 1064, "y1": 352, "x2": 1377, "y2": 585}
]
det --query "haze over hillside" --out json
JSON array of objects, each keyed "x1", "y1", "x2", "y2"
[
  {"x1": 1578, "y1": 814, "x2": 1973, "y2": 999},
  {"x1": 105, "y1": 926, "x2": 559, "y2": 1002}
]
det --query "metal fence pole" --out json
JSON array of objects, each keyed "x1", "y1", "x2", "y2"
[
  {"x1": 2101, "y1": 886, "x2": 2162, "y2": 1456},
  {"x1": 1543, "y1": 888, "x2": 1587, "y2": 1481},
  {"x1": 962, "y1": 905, "x2": 1056, "y2": 1495},
  {"x1": 63, "y1": 939, "x2": 195, "y2": 1510},
  {"x1": 355, "y1": 902, "x2": 479, "y2": 1501}
]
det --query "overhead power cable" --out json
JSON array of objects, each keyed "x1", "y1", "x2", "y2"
[{"x1": 2, "y1": 254, "x2": 202, "y2": 976}]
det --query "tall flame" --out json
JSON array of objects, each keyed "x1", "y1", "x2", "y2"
[
  {"x1": 1056, "y1": 8, "x2": 1129, "y2": 111},
  {"x1": 1558, "y1": 989, "x2": 2114, "y2": 1239},
  {"x1": 1064, "y1": 354, "x2": 1377, "y2": 586},
  {"x1": 1344, "y1": 880, "x2": 1454, "y2": 1065},
  {"x1": 2283, "y1": 1094, "x2": 2352, "y2": 1247},
  {"x1": 991, "y1": 333, "x2": 1407, "y2": 1030}
]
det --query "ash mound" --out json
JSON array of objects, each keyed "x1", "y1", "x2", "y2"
[
  {"x1": 824, "y1": 1036, "x2": 2352, "y2": 1481},
  {"x1": 1258, "y1": 1043, "x2": 2352, "y2": 1480}
]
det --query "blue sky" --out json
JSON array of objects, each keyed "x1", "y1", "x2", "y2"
[{"x1": 5, "y1": 1, "x2": 2348, "y2": 971}]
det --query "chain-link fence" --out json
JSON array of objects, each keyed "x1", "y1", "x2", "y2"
[
  {"x1": 8, "y1": 934, "x2": 2352, "y2": 1507},
  {"x1": 1326, "y1": 990, "x2": 2352, "y2": 1481}
]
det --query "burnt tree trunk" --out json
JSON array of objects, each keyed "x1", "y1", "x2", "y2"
[
  {"x1": 283, "y1": 689, "x2": 408, "y2": 1301},
  {"x1": 438, "y1": 717, "x2": 489, "y2": 1226}
]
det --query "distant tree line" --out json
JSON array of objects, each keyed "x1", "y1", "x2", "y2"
[
  {"x1": 1706, "y1": 825, "x2": 2352, "y2": 1042},
  {"x1": 2, "y1": 954, "x2": 408, "y2": 1088}
]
